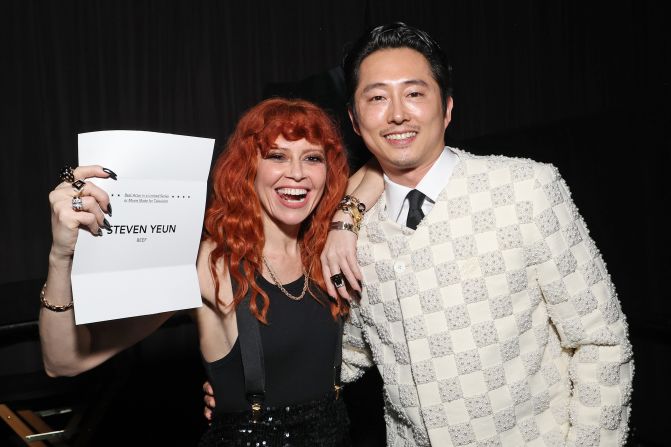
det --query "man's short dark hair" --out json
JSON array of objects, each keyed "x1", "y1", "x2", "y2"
[{"x1": 342, "y1": 22, "x2": 453, "y2": 114}]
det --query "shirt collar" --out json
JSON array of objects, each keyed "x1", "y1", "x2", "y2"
[{"x1": 383, "y1": 147, "x2": 458, "y2": 222}]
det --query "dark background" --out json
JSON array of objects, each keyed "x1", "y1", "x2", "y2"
[{"x1": 1, "y1": 1, "x2": 669, "y2": 446}]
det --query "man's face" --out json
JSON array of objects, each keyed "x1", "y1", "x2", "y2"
[{"x1": 350, "y1": 47, "x2": 453, "y2": 187}]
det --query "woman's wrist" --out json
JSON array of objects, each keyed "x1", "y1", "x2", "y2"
[
  {"x1": 48, "y1": 250, "x2": 73, "y2": 271},
  {"x1": 40, "y1": 282, "x2": 74, "y2": 312},
  {"x1": 332, "y1": 194, "x2": 368, "y2": 238},
  {"x1": 330, "y1": 209, "x2": 358, "y2": 236},
  {"x1": 331, "y1": 209, "x2": 353, "y2": 223}
]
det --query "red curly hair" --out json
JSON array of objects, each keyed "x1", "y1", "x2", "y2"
[{"x1": 204, "y1": 97, "x2": 349, "y2": 323}]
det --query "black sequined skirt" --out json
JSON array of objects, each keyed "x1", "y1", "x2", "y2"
[{"x1": 199, "y1": 391, "x2": 351, "y2": 447}]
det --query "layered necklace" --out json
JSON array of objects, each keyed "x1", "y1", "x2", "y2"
[{"x1": 262, "y1": 256, "x2": 309, "y2": 301}]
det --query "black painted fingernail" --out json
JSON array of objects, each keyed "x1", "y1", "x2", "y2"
[
  {"x1": 97, "y1": 228, "x2": 103, "y2": 237},
  {"x1": 107, "y1": 203, "x2": 113, "y2": 217},
  {"x1": 102, "y1": 218, "x2": 111, "y2": 230},
  {"x1": 103, "y1": 168, "x2": 117, "y2": 180}
]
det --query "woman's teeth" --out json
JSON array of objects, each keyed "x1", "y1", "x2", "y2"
[{"x1": 277, "y1": 188, "x2": 307, "y2": 202}]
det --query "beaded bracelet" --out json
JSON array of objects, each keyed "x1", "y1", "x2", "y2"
[
  {"x1": 40, "y1": 282, "x2": 74, "y2": 312},
  {"x1": 339, "y1": 195, "x2": 366, "y2": 214}
]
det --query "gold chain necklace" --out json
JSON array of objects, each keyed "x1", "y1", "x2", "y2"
[{"x1": 262, "y1": 256, "x2": 309, "y2": 301}]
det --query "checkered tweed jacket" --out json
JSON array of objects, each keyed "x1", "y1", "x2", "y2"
[{"x1": 342, "y1": 149, "x2": 633, "y2": 446}]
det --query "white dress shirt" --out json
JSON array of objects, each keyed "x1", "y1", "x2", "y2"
[{"x1": 383, "y1": 147, "x2": 459, "y2": 225}]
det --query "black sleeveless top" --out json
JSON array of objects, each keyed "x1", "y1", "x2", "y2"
[{"x1": 203, "y1": 274, "x2": 341, "y2": 415}]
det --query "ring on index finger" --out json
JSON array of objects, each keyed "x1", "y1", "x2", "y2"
[
  {"x1": 72, "y1": 179, "x2": 86, "y2": 196},
  {"x1": 330, "y1": 273, "x2": 345, "y2": 289},
  {"x1": 71, "y1": 197, "x2": 84, "y2": 212},
  {"x1": 59, "y1": 166, "x2": 75, "y2": 183}
]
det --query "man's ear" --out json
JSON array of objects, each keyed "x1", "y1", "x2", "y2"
[
  {"x1": 348, "y1": 106, "x2": 361, "y2": 136},
  {"x1": 443, "y1": 97, "x2": 454, "y2": 129}
]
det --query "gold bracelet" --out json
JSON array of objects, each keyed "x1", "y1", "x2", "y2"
[
  {"x1": 337, "y1": 195, "x2": 366, "y2": 232},
  {"x1": 40, "y1": 282, "x2": 74, "y2": 312},
  {"x1": 338, "y1": 205, "x2": 361, "y2": 232},
  {"x1": 329, "y1": 221, "x2": 359, "y2": 236}
]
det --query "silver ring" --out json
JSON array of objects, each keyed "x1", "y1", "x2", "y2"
[
  {"x1": 330, "y1": 273, "x2": 345, "y2": 288},
  {"x1": 72, "y1": 197, "x2": 84, "y2": 212},
  {"x1": 59, "y1": 166, "x2": 75, "y2": 183}
]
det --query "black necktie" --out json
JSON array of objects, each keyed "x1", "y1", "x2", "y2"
[{"x1": 405, "y1": 189, "x2": 426, "y2": 230}]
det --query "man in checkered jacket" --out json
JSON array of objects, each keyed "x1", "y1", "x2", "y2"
[{"x1": 326, "y1": 22, "x2": 633, "y2": 446}]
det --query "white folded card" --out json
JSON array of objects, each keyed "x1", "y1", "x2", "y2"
[{"x1": 72, "y1": 130, "x2": 214, "y2": 324}]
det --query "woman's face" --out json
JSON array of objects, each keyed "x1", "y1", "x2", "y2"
[{"x1": 254, "y1": 135, "x2": 327, "y2": 231}]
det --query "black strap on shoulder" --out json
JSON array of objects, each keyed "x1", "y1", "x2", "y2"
[
  {"x1": 233, "y1": 262, "x2": 344, "y2": 408},
  {"x1": 333, "y1": 314, "x2": 344, "y2": 399},
  {"x1": 231, "y1": 264, "x2": 265, "y2": 416}
]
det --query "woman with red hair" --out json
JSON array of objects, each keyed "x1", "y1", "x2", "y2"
[{"x1": 40, "y1": 98, "x2": 381, "y2": 445}]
